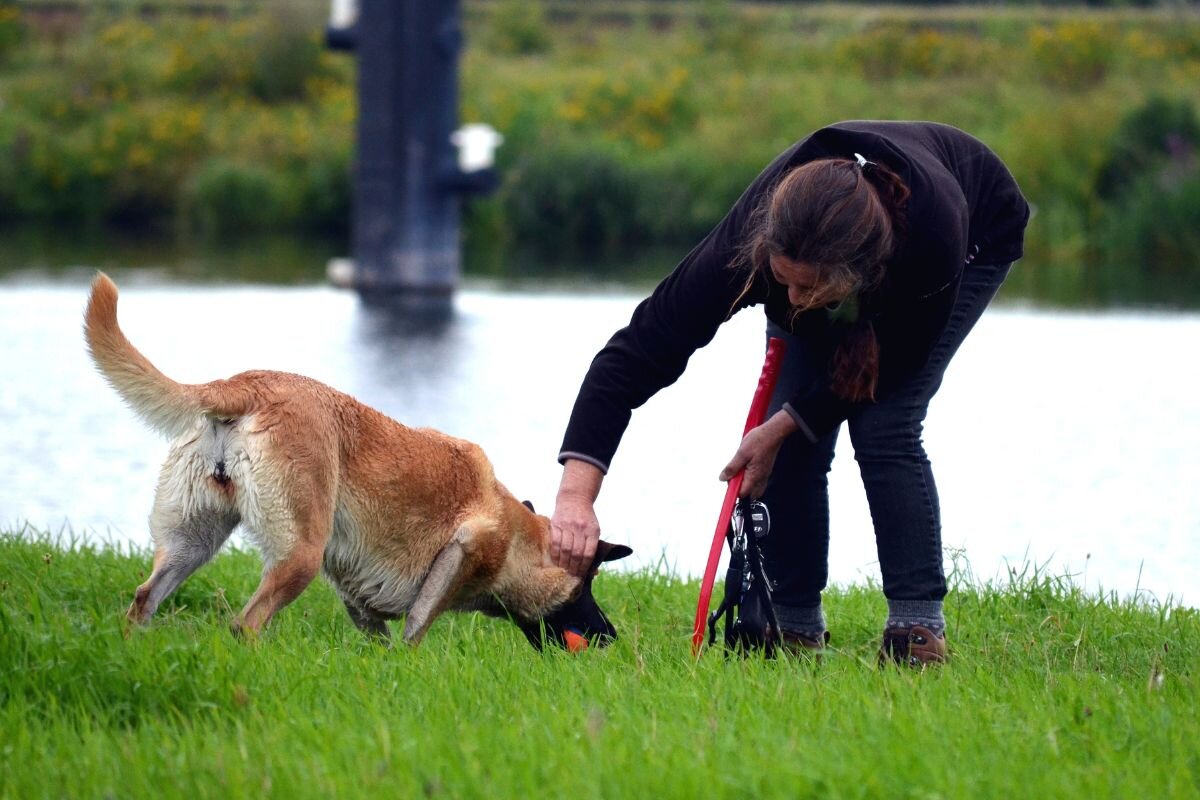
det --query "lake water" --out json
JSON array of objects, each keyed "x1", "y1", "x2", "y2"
[{"x1": 2, "y1": 269, "x2": 1197, "y2": 607}]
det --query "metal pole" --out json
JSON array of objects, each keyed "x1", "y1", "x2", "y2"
[{"x1": 327, "y1": 0, "x2": 499, "y2": 311}]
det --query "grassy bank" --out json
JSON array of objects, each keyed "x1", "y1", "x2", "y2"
[
  {"x1": 1, "y1": 530, "x2": 1197, "y2": 798},
  {"x1": 1, "y1": 3, "x2": 1199, "y2": 304}
]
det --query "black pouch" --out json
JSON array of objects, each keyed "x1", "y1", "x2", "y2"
[{"x1": 707, "y1": 499, "x2": 782, "y2": 656}]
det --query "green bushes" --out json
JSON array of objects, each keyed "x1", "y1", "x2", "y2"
[
  {"x1": 1088, "y1": 96, "x2": 1200, "y2": 304},
  {"x1": 181, "y1": 159, "x2": 285, "y2": 234},
  {"x1": 1093, "y1": 175, "x2": 1200, "y2": 303},
  {"x1": 1028, "y1": 21, "x2": 1119, "y2": 88},
  {"x1": 1, "y1": 4, "x2": 1199, "y2": 304},
  {"x1": 501, "y1": 141, "x2": 644, "y2": 256},
  {"x1": 249, "y1": 1, "x2": 326, "y2": 102},
  {"x1": 0, "y1": 2, "x2": 22, "y2": 66},
  {"x1": 486, "y1": 0, "x2": 553, "y2": 56},
  {"x1": 835, "y1": 26, "x2": 997, "y2": 80},
  {"x1": 0, "y1": 8, "x2": 350, "y2": 232},
  {"x1": 555, "y1": 65, "x2": 698, "y2": 151},
  {"x1": 1096, "y1": 95, "x2": 1200, "y2": 199}
]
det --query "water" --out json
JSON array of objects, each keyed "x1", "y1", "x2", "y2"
[{"x1": 2, "y1": 270, "x2": 1198, "y2": 607}]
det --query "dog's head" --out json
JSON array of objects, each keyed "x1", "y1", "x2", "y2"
[{"x1": 517, "y1": 503, "x2": 633, "y2": 651}]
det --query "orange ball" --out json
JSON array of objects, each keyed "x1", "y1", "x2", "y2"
[{"x1": 563, "y1": 629, "x2": 589, "y2": 653}]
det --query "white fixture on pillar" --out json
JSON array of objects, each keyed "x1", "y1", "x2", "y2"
[{"x1": 451, "y1": 123, "x2": 504, "y2": 173}]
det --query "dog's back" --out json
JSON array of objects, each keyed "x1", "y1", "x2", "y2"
[{"x1": 86, "y1": 272, "x2": 493, "y2": 579}]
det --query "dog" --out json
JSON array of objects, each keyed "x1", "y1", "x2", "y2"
[{"x1": 83, "y1": 273, "x2": 631, "y2": 650}]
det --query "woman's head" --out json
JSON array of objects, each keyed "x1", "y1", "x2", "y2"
[
  {"x1": 746, "y1": 157, "x2": 909, "y2": 313},
  {"x1": 735, "y1": 156, "x2": 910, "y2": 403}
]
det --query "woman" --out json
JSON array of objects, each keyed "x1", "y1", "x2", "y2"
[{"x1": 550, "y1": 121, "x2": 1030, "y2": 665}]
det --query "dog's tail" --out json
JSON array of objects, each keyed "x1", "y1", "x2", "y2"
[{"x1": 84, "y1": 272, "x2": 251, "y2": 437}]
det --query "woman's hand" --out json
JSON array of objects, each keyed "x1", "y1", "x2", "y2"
[
  {"x1": 719, "y1": 410, "x2": 799, "y2": 499},
  {"x1": 551, "y1": 459, "x2": 605, "y2": 577}
]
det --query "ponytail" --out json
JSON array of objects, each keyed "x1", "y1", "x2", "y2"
[{"x1": 831, "y1": 321, "x2": 881, "y2": 402}]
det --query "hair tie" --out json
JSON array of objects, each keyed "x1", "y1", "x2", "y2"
[{"x1": 853, "y1": 153, "x2": 875, "y2": 171}]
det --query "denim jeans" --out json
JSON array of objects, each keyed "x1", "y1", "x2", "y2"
[{"x1": 761, "y1": 261, "x2": 1013, "y2": 612}]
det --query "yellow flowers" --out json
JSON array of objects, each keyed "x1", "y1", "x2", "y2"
[
  {"x1": 834, "y1": 25, "x2": 994, "y2": 80},
  {"x1": 127, "y1": 144, "x2": 151, "y2": 169},
  {"x1": 555, "y1": 65, "x2": 695, "y2": 150},
  {"x1": 1028, "y1": 21, "x2": 1118, "y2": 88},
  {"x1": 97, "y1": 19, "x2": 154, "y2": 50}
]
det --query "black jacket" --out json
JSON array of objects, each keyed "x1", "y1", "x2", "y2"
[{"x1": 559, "y1": 121, "x2": 1030, "y2": 472}]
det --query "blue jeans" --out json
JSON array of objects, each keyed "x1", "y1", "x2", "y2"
[{"x1": 761, "y1": 261, "x2": 1013, "y2": 613}]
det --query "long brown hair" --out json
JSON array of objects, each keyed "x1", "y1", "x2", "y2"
[{"x1": 734, "y1": 157, "x2": 910, "y2": 402}]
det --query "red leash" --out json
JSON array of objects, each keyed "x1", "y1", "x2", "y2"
[{"x1": 691, "y1": 337, "x2": 788, "y2": 657}]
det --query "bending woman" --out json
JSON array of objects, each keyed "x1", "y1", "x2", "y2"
[{"x1": 550, "y1": 121, "x2": 1030, "y2": 665}]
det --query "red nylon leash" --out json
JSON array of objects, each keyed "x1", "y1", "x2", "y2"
[{"x1": 691, "y1": 336, "x2": 788, "y2": 657}]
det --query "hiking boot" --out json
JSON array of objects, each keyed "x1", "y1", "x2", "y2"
[
  {"x1": 880, "y1": 624, "x2": 947, "y2": 668},
  {"x1": 779, "y1": 629, "x2": 830, "y2": 657}
]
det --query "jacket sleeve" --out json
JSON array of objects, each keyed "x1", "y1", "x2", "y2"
[
  {"x1": 558, "y1": 206, "x2": 777, "y2": 473},
  {"x1": 558, "y1": 219, "x2": 762, "y2": 472}
]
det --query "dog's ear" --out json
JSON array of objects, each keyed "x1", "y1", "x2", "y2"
[
  {"x1": 591, "y1": 540, "x2": 633, "y2": 571},
  {"x1": 522, "y1": 500, "x2": 535, "y2": 512},
  {"x1": 597, "y1": 540, "x2": 633, "y2": 562}
]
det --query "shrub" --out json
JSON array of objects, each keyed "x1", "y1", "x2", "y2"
[
  {"x1": 294, "y1": 151, "x2": 351, "y2": 236},
  {"x1": 249, "y1": 1, "x2": 327, "y2": 103},
  {"x1": 835, "y1": 26, "x2": 993, "y2": 80},
  {"x1": 501, "y1": 139, "x2": 645, "y2": 257},
  {"x1": 1084, "y1": 97, "x2": 1200, "y2": 303},
  {"x1": 1092, "y1": 173, "x2": 1200, "y2": 305},
  {"x1": 693, "y1": 0, "x2": 768, "y2": 60},
  {"x1": 1095, "y1": 95, "x2": 1200, "y2": 200},
  {"x1": 556, "y1": 66, "x2": 697, "y2": 150},
  {"x1": 1028, "y1": 21, "x2": 1118, "y2": 89},
  {"x1": 632, "y1": 143, "x2": 767, "y2": 245},
  {"x1": 0, "y1": 1, "x2": 23, "y2": 66},
  {"x1": 486, "y1": 0, "x2": 552, "y2": 56},
  {"x1": 161, "y1": 18, "x2": 253, "y2": 97},
  {"x1": 180, "y1": 159, "x2": 288, "y2": 236}
]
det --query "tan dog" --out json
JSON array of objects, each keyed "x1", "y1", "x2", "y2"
[{"x1": 84, "y1": 273, "x2": 630, "y2": 649}]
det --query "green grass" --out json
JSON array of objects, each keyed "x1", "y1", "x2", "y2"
[{"x1": 1, "y1": 528, "x2": 1197, "y2": 799}]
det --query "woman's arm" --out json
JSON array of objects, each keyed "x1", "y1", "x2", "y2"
[{"x1": 549, "y1": 217, "x2": 761, "y2": 576}]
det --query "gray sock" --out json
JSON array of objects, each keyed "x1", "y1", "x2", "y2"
[
  {"x1": 886, "y1": 600, "x2": 945, "y2": 636},
  {"x1": 774, "y1": 603, "x2": 826, "y2": 637}
]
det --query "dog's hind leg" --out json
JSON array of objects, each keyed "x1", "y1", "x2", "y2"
[
  {"x1": 128, "y1": 505, "x2": 239, "y2": 624},
  {"x1": 231, "y1": 491, "x2": 334, "y2": 637},
  {"x1": 229, "y1": 428, "x2": 340, "y2": 638},
  {"x1": 231, "y1": 538, "x2": 325, "y2": 638},
  {"x1": 129, "y1": 433, "x2": 242, "y2": 625}
]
